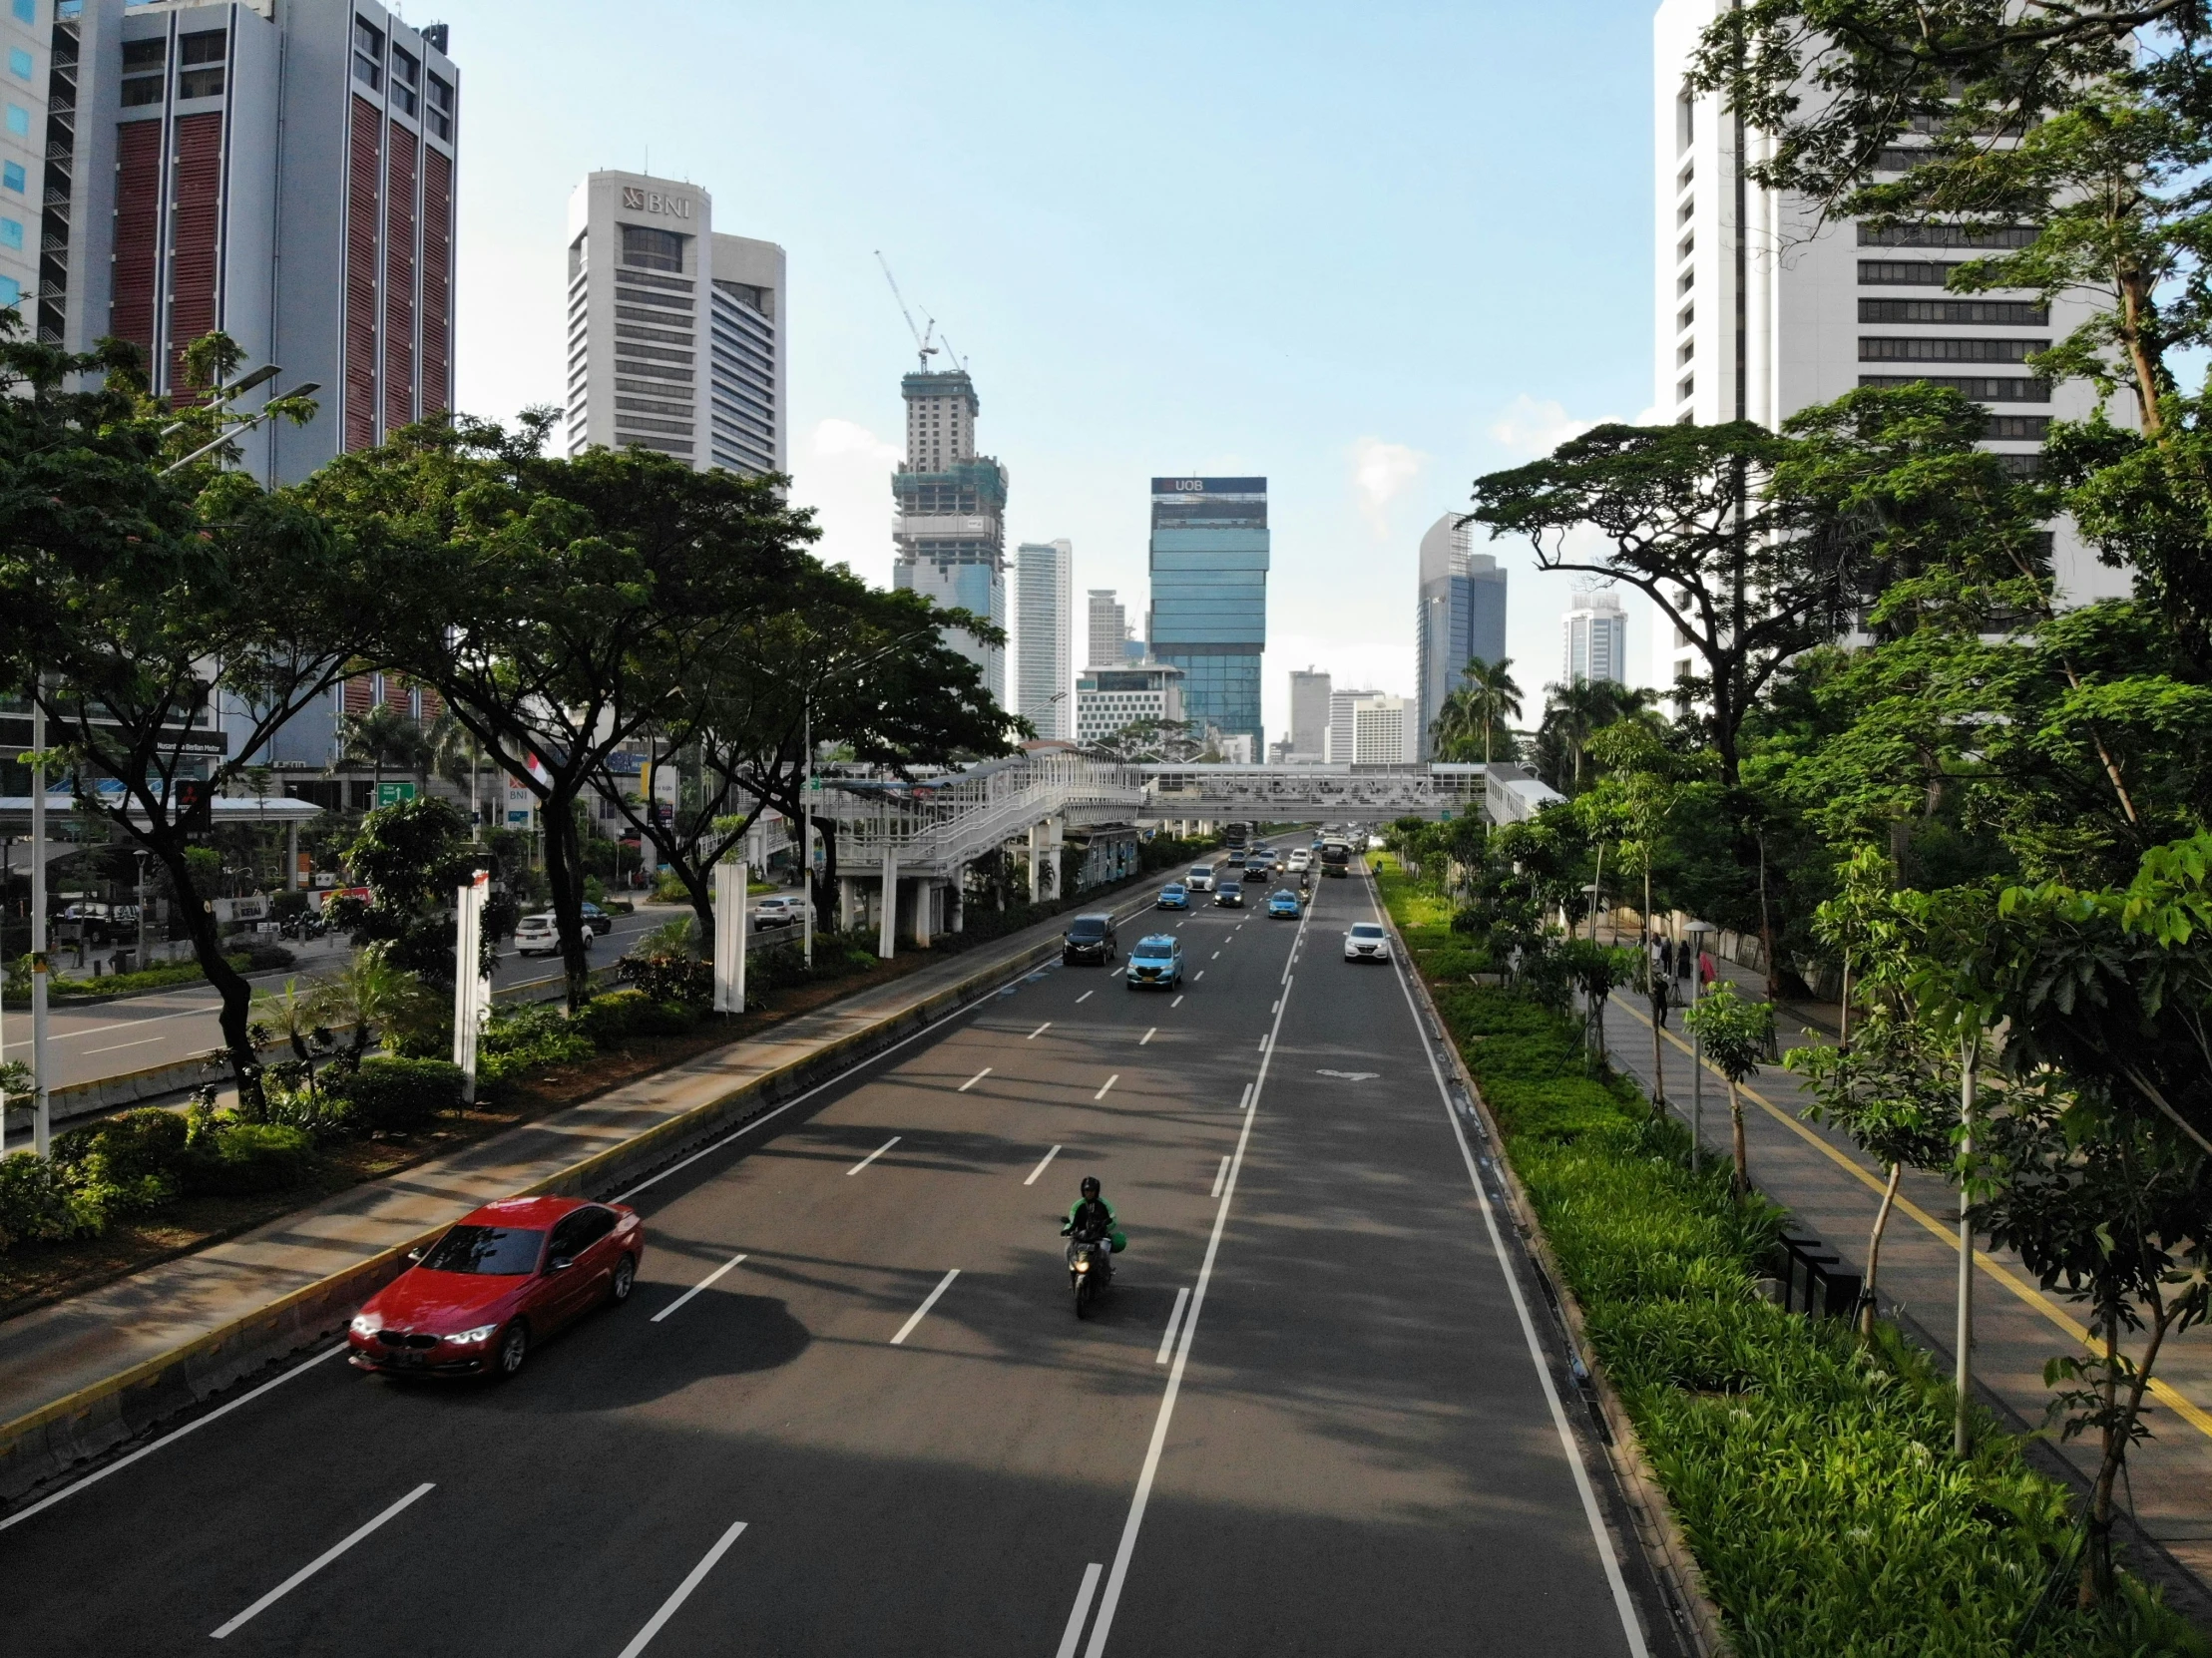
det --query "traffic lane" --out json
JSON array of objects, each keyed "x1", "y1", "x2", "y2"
[
  {"x1": 1097, "y1": 871, "x2": 1643, "y2": 1657},
  {"x1": 0, "y1": 879, "x2": 1247, "y2": 1651}
]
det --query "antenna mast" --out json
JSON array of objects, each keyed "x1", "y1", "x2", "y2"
[{"x1": 874, "y1": 250, "x2": 939, "y2": 371}]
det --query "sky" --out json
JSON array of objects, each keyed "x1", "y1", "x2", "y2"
[{"x1": 437, "y1": 0, "x2": 1661, "y2": 739}]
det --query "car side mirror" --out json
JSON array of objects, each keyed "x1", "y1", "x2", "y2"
[
  {"x1": 548, "y1": 1256, "x2": 575, "y2": 1273},
  {"x1": 405, "y1": 1247, "x2": 426, "y2": 1264}
]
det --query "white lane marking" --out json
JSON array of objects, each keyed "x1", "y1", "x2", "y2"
[
  {"x1": 1270, "y1": 1000, "x2": 1279, "y2": 1015},
  {"x1": 1139, "y1": 1028, "x2": 1156, "y2": 1045},
  {"x1": 1155, "y1": 1286, "x2": 1191, "y2": 1365},
  {"x1": 1076, "y1": 991, "x2": 1094, "y2": 1004},
  {"x1": 1317, "y1": 1069, "x2": 1380, "y2": 1081},
  {"x1": 1024, "y1": 1144, "x2": 1062, "y2": 1186},
  {"x1": 1238, "y1": 1081, "x2": 1252, "y2": 1112},
  {"x1": 1193, "y1": 971, "x2": 1204, "y2": 982},
  {"x1": 1257, "y1": 1035, "x2": 1268, "y2": 1051},
  {"x1": 0, "y1": 1343, "x2": 347, "y2": 1536},
  {"x1": 652, "y1": 1252, "x2": 748, "y2": 1324},
  {"x1": 1210, "y1": 1154, "x2": 1229, "y2": 1197},
  {"x1": 614, "y1": 1518, "x2": 749, "y2": 1658},
  {"x1": 211, "y1": 1481, "x2": 435, "y2": 1638},
  {"x1": 1374, "y1": 869, "x2": 1650, "y2": 1657},
  {"x1": 1210, "y1": 951, "x2": 1220, "y2": 960},
  {"x1": 1095, "y1": 1073, "x2": 1118, "y2": 1100},
  {"x1": 1028, "y1": 1023, "x2": 1052, "y2": 1040},
  {"x1": 1084, "y1": 956, "x2": 1301, "y2": 1658},
  {"x1": 890, "y1": 1268, "x2": 961, "y2": 1345},
  {"x1": 85, "y1": 1035, "x2": 167, "y2": 1055},
  {"x1": 1056, "y1": 1563, "x2": 1106, "y2": 1658},
  {"x1": 1170, "y1": 994, "x2": 1184, "y2": 1008},
  {"x1": 958, "y1": 1066, "x2": 992, "y2": 1092},
  {"x1": 846, "y1": 1136, "x2": 901, "y2": 1175}
]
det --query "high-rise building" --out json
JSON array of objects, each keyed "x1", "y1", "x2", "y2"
[
  {"x1": 1075, "y1": 661, "x2": 1184, "y2": 747},
  {"x1": 1087, "y1": 589, "x2": 1127, "y2": 669},
  {"x1": 1326, "y1": 689, "x2": 1414, "y2": 765},
  {"x1": 1016, "y1": 540, "x2": 1074, "y2": 741},
  {"x1": 892, "y1": 368, "x2": 1008, "y2": 703},
  {"x1": 43, "y1": 2, "x2": 460, "y2": 485},
  {"x1": 1, "y1": 1, "x2": 47, "y2": 327},
  {"x1": 1288, "y1": 667, "x2": 1332, "y2": 760},
  {"x1": 1148, "y1": 476, "x2": 1268, "y2": 754},
  {"x1": 563, "y1": 171, "x2": 785, "y2": 476},
  {"x1": 1563, "y1": 589, "x2": 1628, "y2": 685},
  {"x1": 1414, "y1": 513, "x2": 1509, "y2": 760},
  {"x1": 1655, "y1": 0, "x2": 2126, "y2": 685}
]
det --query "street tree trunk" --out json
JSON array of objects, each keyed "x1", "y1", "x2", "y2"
[
  {"x1": 1729, "y1": 1077, "x2": 1749, "y2": 1199},
  {"x1": 540, "y1": 790, "x2": 594, "y2": 1012},
  {"x1": 1863, "y1": 1161, "x2": 1901, "y2": 1336}
]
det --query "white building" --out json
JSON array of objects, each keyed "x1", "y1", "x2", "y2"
[
  {"x1": 1287, "y1": 666, "x2": 1331, "y2": 760},
  {"x1": 564, "y1": 171, "x2": 785, "y2": 477},
  {"x1": 1562, "y1": 588, "x2": 1627, "y2": 685},
  {"x1": 1324, "y1": 689, "x2": 1416, "y2": 765},
  {"x1": 891, "y1": 367, "x2": 1007, "y2": 703},
  {"x1": 1016, "y1": 540, "x2": 1073, "y2": 741},
  {"x1": 1653, "y1": 0, "x2": 2127, "y2": 686},
  {"x1": 1075, "y1": 662, "x2": 1184, "y2": 746},
  {"x1": 0, "y1": 0, "x2": 46, "y2": 328},
  {"x1": 1086, "y1": 589, "x2": 1128, "y2": 668}
]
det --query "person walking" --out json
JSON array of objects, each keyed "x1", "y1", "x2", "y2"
[{"x1": 1698, "y1": 947, "x2": 1717, "y2": 994}]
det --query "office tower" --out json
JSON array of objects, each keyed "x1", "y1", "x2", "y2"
[
  {"x1": 1414, "y1": 513, "x2": 1510, "y2": 760},
  {"x1": 563, "y1": 171, "x2": 785, "y2": 476},
  {"x1": 892, "y1": 367, "x2": 1008, "y2": 703},
  {"x1": 1288, "y1": 667, "x2": 1332, "y2": 760},
  {"x1": 1016, "y1": 540, "x2": 1074, "y2": 741},
  {"x1": 42, "y1": 2, "x2": 459, "y2": 484},
  {"x1": 1655, "y1": 0, "x2": 2124, "y2": 684},
  {"x1": 1562, "y1": 589, "x2": 1628, "y2": 685},
  {"x1": 2, "y1": 0, "x2": 46, "y2": 325},
  {"x1": 1148, "y1": 476, "x2": 1268, "y2": 755},
  {"x1": 1075, "y1": 661, "x2": 1184, "y2": 746},
  {"x1": 1087, "y1": 589, "x2": 1127, "y2": 669},
  {"x1": 1326, "y1": 689, "x2": 1413, "y2": 765}
]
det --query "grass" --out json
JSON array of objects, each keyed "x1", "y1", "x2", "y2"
[{"x1": 1374, "y1": 855, "x2": 2208, "y2": 1658}]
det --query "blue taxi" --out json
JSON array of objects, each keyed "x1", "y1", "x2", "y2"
[
  {"x1": 1156, "y1": 882, "x2": 1189, "y2": 910},
  {"x1": 1125, "y1": 933, "x2": 1184, "y2": 991},
  {"x1": 1267, "y1": 888, "x2": 1302, "y2": 919}
]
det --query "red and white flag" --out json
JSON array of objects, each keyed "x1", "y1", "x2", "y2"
[{"x1": 524, "y1": 751, "x2": 553, "y2": 787}]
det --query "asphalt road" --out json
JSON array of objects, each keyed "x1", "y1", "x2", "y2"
[{"x1": 0, "y1": 865, "x2": 1668, "y2": 1656}]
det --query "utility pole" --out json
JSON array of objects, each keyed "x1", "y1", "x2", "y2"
[
  {"x1": 30, "y1": 696, "x2": 49, "y2": 1157},
  {"x1": 1956, "y1": 1032, "x2": 1979, "y2": 1458}
]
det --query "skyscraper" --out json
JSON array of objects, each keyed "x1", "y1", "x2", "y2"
[
  {"x1": 1148, "y1": 476, "x2": 1268, "y2": 755},
  {"x1": 1414, "y1": 513, "x2": 1510, "y2": 760},
  {"x1": 1016, "y1": 540, "x2": 1074, "y2": 741},
  {"x1": 1288, "y1": 667, "x2": 1332, "y2": 760},
  {"x1": 1562, "y1": 589, "x2": 1628, "y2": 685},
  {"x1": 2, "y1": 0, "x2": 47, "y2": 327},
  {"x1": 42, "y1": 1, "x2": 461, "y2": 485},
  {"x1": 1654, "y1": 0, "x2": 2125, "y2": 684},
  {"x1": 892, "y1": 368, "x2": 1008, "y2": 703},
  {"x1": 1326, "y1": 688, "x2": 1413, "y2": 764},
  {"x1": 1087, "y1": 589, "x2": 1127, "y2": 669},
  {"x1": 563, "y1": 172, "x2": 785, "y2": 476}
]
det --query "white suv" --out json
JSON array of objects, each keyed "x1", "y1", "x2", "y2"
[
  {"x1": 1344, "y1": 922, "x2": 1391, "y2": 963},
  {"x1": 1287, "y1": 849, "x2": 1311, "y2": 873},
  {"x1": 1185, "y1": 865, "x2": 1215, "y2": 893},
  {"x1": 752, "y1": 895, "x2": 807, "y2": 930},
  {"x1": 514, "y1": 914, "x2": 571, "y2": 957}
]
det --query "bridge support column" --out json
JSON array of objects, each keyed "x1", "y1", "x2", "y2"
[
  {"x1": 911, "y1": 879, "x2": 935, "y2": 949},
  {"x1": 1028, "y1": 823, "x2": 1048, "y2": 904},
  {"x1": 877, "y1": 847, "x2": 898, "y2": 959},
  {"x1": 838, "y1": 877, "x2": 856, "y2": 932},
  {"x1": 949, "y1": 878, "x2": 965, "y2": 934}
]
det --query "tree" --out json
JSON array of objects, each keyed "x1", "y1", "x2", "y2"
[
  {"x1": 1683, "y1": 983, "x2": 1777, "y2": 1198},
  {"x1": 1462, "y1": 654, "x2": 1525, "y2": 765},
  {"x1": 337, "y1": 703, "x2": 430, "y2": 802},
  {"x1": 0, "y1": 325, "x2": 350, "y2": 1110},
  {"x1": 324, "y1": 796, "x2": 488, "y2": 991}
]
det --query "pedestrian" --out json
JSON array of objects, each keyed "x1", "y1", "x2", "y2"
[
  {"x1": 1698, "y1": 947, "x2": 1717, "y2": 993},
  {"x1": 1658, "y1": 935, "x2": 1675, "y2": 980},
  {"x1": 1648, "y1": 941, "x2": 1671, "y2": 1028}
]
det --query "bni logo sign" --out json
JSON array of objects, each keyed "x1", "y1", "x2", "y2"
[{"x1": 621, "y1": 187, "x2": 694, "y2": 219}]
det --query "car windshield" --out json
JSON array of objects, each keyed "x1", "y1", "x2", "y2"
[
  {"x1": 1350, "y1": 924, "x2": 1384, "y2": 939},
  {"x1": 1068, "y1": 919, "x2": 1106, "y2": 939},
  {"x1": 421, "y1": 1224, "x2": 545, "y2": 1275},
  {"x1": 1134, "y1": 941, "x2": 1174, "y2": 960}
]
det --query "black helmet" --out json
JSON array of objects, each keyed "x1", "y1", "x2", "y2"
[{"x1": 1081, "y1": 1175, "x2": 1102, "y2": 1199}]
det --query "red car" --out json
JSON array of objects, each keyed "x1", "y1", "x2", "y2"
[{"x1": 348, "y1": 1195, "x2": 644, "y2": 1380}]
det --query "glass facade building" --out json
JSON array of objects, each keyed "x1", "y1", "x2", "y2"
[{"x1": 1147, "y1": 476, "x2": 1267, "y2": 753}]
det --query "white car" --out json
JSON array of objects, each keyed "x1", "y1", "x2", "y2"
[
  {"x1": 1344, "y1": 922, "x2": 1391, "y2": 963},
  {"x1": 752, "y1": 895, "x2": 807, "y2": 930},
  {"x1": 1185, "y1": 866, "x2": 1215, "y2": 893},
  {"x1": 513, "y1": 913, "x2": 589, "y2": 957},
  {"x1": 1287, "y1": 849, "x2": 1311, "y2": 873}
]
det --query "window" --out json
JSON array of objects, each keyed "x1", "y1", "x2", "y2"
[
  {"x1": 1985, "y1": 415, "x2": 2051, "y2": 440},
  {"x1": 421, "y1": 1225, "x2": 544, "y2": 1276},
  {"x1": 1677, "y1": 302, "x2": 1693, "y2": 332},
  {"x1": 1858, "y1": 222, "x2": 2037, "y2": 249},
  {"x1": 1677, "y1": 339, "x2": 1694, "y2": 366},
  {"x1": 0, "y1": 275, "x2": 25, "y2": 307},
  {"x1": 352, "y1": 15, "x2": 383, "y2": 90},
  {"x1": 2, "y1": 162, "x2": 22, "y2": 193},
  {"x1": 7, "y1": 48, "x2": 30, "y2": 80},
  {"x1": 1677, "y1": 374, "x2": 1694, "y2": 402},
  {"x1": 0, "y1": 218, "x2": 20, "y2": 249},
  {"x1": 3, "y1": 104, "x2": 24, "y2": 136},
  {"x1": 1857, "y1": 296, "x2": 2048, "y2": 325},
  {"x1": 425, "y1": 73, "x2": 453, "y2": 141},
  {"x1": 10, "y1": 0, "x2": 32, "y2": 22},
  {"x1": 1677, "y1": 232, "x2": 1694, "y2": 263},
  {"x1": 1859, "y1": 335, "x2": 2046, "y2": 362},
  {"x1": 1676, "y1": 90, "x2": 1693, "y2": 154},
  {"x1": 179, "y1": 28, "x2": 224, "y2": 64},
  {"x1": 1677, "y1": 159, "x2": 1693, "y2": 190},
  {"x1": 388, "y1": 45, "x2": 418, "y2": 116},
  {"x1": 1858, "y1": 260, "x2": 1965, "y2": 286},
  {"x1": 1857, "y1": 373, "x2": 2049, "y2": 402},
  {"x1": 120, "y1": 76, "x2": 162, "y2": 107},
  {"x1": 121, "y1": 36, "x2": 164, "y2": 68},
  {"x1": 620, "y1": 222, "x2": 684, "y2": 272},
  {"x1": 178, "y1": 67, "x2": 222, "y2": 98},
  {"x1": 1677, "y1": 269, "x2": 1694, "y2": 295},
  {"x1": 1677, "y1": 198, "x2": 1693, "y2": 226}
]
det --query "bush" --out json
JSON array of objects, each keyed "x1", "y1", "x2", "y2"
[
  {"x1": 575, "y1": 989, "x2": 701, "y2": 1043},
  {"x1": 0, "y1": 1150, "x2": 108, "y2": 1249},
  {"x1": 188, "y1": 1122, "x2": 315, "y2": 1195},
  {"x1": 478, "y1": 1003, "x2": 596, "y2": 1087},
  {"x1": 233, "y1": 940, "x2": 298, "y2": 973},
  {"x1": 261, "y1": 1071, "x2": 363, "y2": 1140},
  {"x1": 323, "y1": 1056, "x2": 463, "y2": 1132},
  {"x1": 52, "y1": 1107, "x2": 191, "y2": 1214},
  {"x1": 621, "y1": 949, "x2": 711, "y2": 1006}
]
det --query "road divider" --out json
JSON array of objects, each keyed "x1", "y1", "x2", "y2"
[{"x1": 890, "y1": 1269, "x2": 960, "y2": 1346}]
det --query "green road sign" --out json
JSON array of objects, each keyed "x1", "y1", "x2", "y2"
[{"x1": 375, "y1": 781, "x2": 418, "y2": 808}]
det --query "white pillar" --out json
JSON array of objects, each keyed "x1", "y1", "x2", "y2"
[
  {"x1": 838, "y1": 876, "x2": 856, "y2": 932},
  {"x1": 712, "y1": 860, "x2": 748, "y2": 1013},
  {"x1": 1028, "y1": 822, "x2": 1047, "y2": 904},
  {"x1": 878, "y1": 846, "x2": 898, "y2": 959},
  {"x1": 286, "y1": 820, "x2": 301, "y2": 890},
  {"x1": 30, "y1": 699, "x2": 48, "y2": 1158},
  {"x1": 912, "y1": 879, "x2": 934, "y2": 949},
  {"x1": 451, "y1": 871, "x2": 490, "y2": 1103}
]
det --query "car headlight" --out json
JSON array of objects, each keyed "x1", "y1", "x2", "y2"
[
  {"x1": 349, "y1": 1313, "x2": 381, "y2": 1337},
  {"x1": 447, "y1": 1323, "x2": 501, "y2": 1344}
]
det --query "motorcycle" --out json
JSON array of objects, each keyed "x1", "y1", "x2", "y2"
[{"x1": 1063, "y1": 1223, "x2": 1113, "y2": 1318}]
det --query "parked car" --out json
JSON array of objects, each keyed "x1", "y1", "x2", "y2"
[
  {"x1": 752, "y1": 895, "x2": 807, "y2": 930},
  {"x1": 1185, "y1": 865, "x2": 1215, "y2": 894},
  {"x1": 1063, "y1": 912, "x2": 1119, "y2": 965},
  {"x1": 1343, "y1": 921, "x2": 1392, "y2": 963},
  {"x1": 1156, "y1": 883, "x2": 1189, "y2": 911},
  {"x1": 1214, "y1": 881, "x2": 1245, "y2": 909},
  {"x1": 1125, "y1": 933, "x2": 1184, "y2": 990},
  {"x1": 578, "y1": 902, "x2": 615, "y2": 936},
  {"x1": 514, "y1": 913, "x2": 586, "y2": 957},
  {"x1": 1268, "y1": 888, "x2": 1302, "y2": 918},
  {"x1": 346, "y1": 1196, "x2": 644, "y2": 1380}
]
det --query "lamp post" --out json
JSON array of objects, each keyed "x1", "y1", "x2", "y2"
[
  {"x1": 29, "y1": 697, "x2": 48, "y2": 1156},
  {"x1": 1683, "y1": 919, "x2": 1718, "y2": 1169}
]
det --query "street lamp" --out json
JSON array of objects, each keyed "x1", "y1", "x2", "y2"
[
  {"x1": 1580, "y1": 881, "x2": 1602, "y2": 944},
  {"x1": 160, "y1": 369, "x2": 321, "y2": 475},
  {"x1": 1683, "y1": 919, "x2": 1718, "y2": 1169}
]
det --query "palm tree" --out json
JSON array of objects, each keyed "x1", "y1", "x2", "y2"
[
  {"x1": 1541, "y1": 675, "x2": 1612, "y2": 792},
  {"x1": 1461, "y1": 656, "x2": 1524, "y2": 765},
  {"x1": 336, "y1": 704, "x2": 431, "y2": 806}
]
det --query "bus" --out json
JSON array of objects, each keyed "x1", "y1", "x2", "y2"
[
  {"x1": 1319, "y1": 837, "x2": 1351, "y2": 877},
  {"x1": 1222, "y1": 821, "x2": 1250, "y2": 850}
]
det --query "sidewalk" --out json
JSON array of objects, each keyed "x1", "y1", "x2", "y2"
[
  {"x1": 1592, "y1": 948, "x2": 2212, "y2": 1619},
  {"x1": 0, "y1": 893, "x2": 1142, "y2": 1501}
]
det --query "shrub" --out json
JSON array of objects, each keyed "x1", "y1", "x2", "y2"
[
  {"x1": 188, "y1": 1122, "x2": 315, "y2": 1195},
  {"x1": 0, "y1": 1150, "x2": 108, "y2": 1250},
  {"x1": 233, "y1": 940, "x2": 299, "y2": 973},
  {"x1": 261, "y1": 1075, "x2": 362, "y2": 1140},
  {"x1": 575, "y1": 989, "x2": 699, "y2": 1043},
  {"x1": 478, "y1": 1003, "x2": 596, "y2": 1087},
  {"x1": 52, "y1": 1107, "x2": 190, "y2": 1214},
  {"x1": 622, "y1": 949, "x2": 711, "y2": 1007},
  {"x1": 323, "y1": 1056, "x2": 463, "y2": 1132}
]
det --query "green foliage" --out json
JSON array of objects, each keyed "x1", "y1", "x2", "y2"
[
  {"x1": 1683, "y1": 983, "x2": 1775, "y2": 1083},
  {"x1": 574, "y1": 989, "x2": 700, "y2": 1043},
  {"x1": 321, "y1": 1056, "x2": 463, "y2": 1133},
  {"x1": 477, "y1": 1002, "x2": 596, "y2": 1086},
  {"x1": 0, "y1": 1151, "x2": 108, "y2": 1250},
  {"x1": 188, "y1": 1122, "x2": 315, "y2": 1195},
  {"x1": 52, "y1": 1108, "x2": 191, "y2": 1214},
  {"x1": 335, "y1": 796, "x2": 486, "y2": 990}
]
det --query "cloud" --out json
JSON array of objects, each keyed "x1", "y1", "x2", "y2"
[
  {"x1": 787, "y1": 418, "x2": 903, "y2": 585},
  {"x1": 1348, "y1": 436, "x2": 1428, "y2": 539},
  {"x1": 1487, "y1": 394, "x2": 1613, "y2": 460}
]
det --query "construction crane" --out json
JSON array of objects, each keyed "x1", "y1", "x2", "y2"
[{"x1": 875, "y1": 250, "x2": 940, "y2": 371}]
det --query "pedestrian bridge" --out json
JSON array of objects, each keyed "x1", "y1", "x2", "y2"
[{"x1": 1131, "y1": 761, "x2": 1562, "y2": 825}]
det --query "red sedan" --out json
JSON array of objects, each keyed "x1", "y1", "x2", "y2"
[{"x1": 347, "y1": 1195, "x2": 644, "y2": 1380}]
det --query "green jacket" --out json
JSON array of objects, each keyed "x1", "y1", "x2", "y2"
[{"x1": 1066, "y1": 1196, "x2": 1125, "y2": 1252}]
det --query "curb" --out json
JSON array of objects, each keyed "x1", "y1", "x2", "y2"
[
  {"x1": 1373, "y1": 874, "x2": 1734, "y2": 1658},
  {"x1": 0, "y1": 878, "x2": 1177, "y2": 1509}
]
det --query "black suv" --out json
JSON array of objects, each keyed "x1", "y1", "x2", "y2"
[{"x1": 1062, "y1": 913, "x2": 1118, "y2": 965}]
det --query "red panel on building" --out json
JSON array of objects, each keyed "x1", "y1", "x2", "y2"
[
  {"x1": 168, "y1": 112, "x2": 225, "y2": 398},
  {"x1": 421, "y1": 147, "x2": 452, "y2": 417},
  {"x1": 343, "y1": 674, "x2": 375, "y2": 715},
  {"x1": 111, "y1": 121, "x2": 162, "y2": 364},
  {"x1": 383, "y1": 124, "x2": 416, "y2": 433},
  {"x1": 344, "y1": 97, "x2": 383, "y2": 454}
]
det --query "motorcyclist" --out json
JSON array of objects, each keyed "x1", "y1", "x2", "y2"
[{"x1": 1062, "y1": 1175, "x2": 1125, "y2": 1278}]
